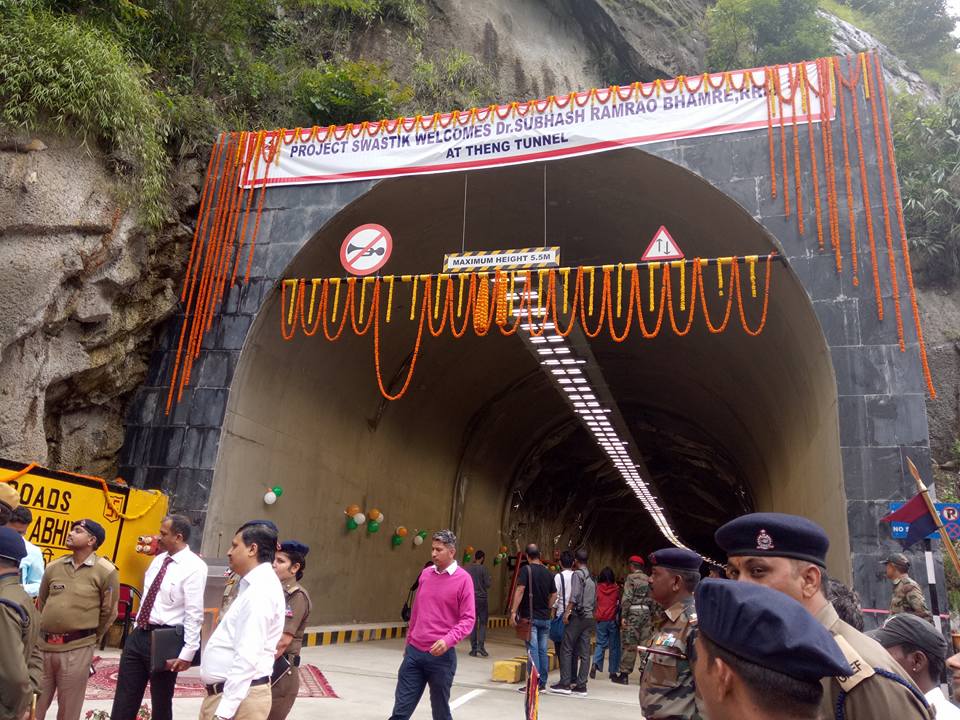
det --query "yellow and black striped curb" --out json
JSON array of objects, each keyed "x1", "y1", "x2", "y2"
[{"x1": 303, "y1": 616, "x2": 510, "y2": 647}]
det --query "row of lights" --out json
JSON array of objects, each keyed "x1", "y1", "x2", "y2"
[{"x1": 512, "y1": 280, "x2": 690, "y2": 550}]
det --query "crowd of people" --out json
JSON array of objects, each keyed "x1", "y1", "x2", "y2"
[{"x1": 0, "y1": 483, "x2": 313, "y2": 720}]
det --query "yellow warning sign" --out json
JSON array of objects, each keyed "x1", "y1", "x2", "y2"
[{"x1": 0, "y1": 459, "x2": 169, "y2": 590}]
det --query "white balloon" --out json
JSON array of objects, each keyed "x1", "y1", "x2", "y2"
[
  {"x1": 413, "y1": 535, "x2": 424, "y2": 546},
  {"x1": 353, "y1": 513, "x2": 366, "y2": 525},
  {"x1": 263, "y1": 491, "x2": 277, "y2": 505},
  {"x1": 376, "y1": 514, "x2": 385, "y2": 525}
]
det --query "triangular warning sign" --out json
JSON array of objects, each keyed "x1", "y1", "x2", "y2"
[{"x1": 641, "y1": 226, "x2": 684, "y2": 262}]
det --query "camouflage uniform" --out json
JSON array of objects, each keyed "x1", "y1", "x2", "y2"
[
  {"x1": 618, "y1": 570, "x2": 653, "y2": 675},
  {"x1": 889, "y1": 575, "x2": 932, "y2": 621},
  {"x1": 221, "y1": 571, "x2": 240, "y2": 614},
  {"x1": 638, "y1": 594, "x2": 704, "y2": 720}
]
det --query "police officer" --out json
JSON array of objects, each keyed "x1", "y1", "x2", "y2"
[
  {"x1": 221, "y1": 519, "x2": 279, "y2": 614},
  {"x1": 638, "y1": 547, "x2": 705, "y2": 719},
  {"x1": 612, "y1": 554, "x2": 651, "y2": 685},
  {"x1": 0, "y1": 525, "x2": 41, "y2": 720},
  {"x1": 716, "y1": 512, "x2": 933, "y2": 720},
  {"x1": 36, "y1": 519, "x2": 119, "y2": 720},
  {"x1": 268, "y1": 540, "x2": 312, "y2": 720},
  {"x1": 692, "y1": 578, "x2": 851, "y2": 720},
  {"x1": 881, "y1": 553, "x2": 932, "y2": 621}
]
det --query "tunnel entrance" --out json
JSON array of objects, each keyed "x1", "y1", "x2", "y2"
[{"x1": 201, "y1": 147, "x2": 846, "y2": 624}]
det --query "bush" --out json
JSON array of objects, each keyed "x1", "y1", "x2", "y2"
[
  {"x1": 411, "y1": 49, "x2": 495, "y2": 114},
  {"x1": 706, "y1": 0, "x2": 832, "y2": 70},
  {"x1": 0, "y1": 5, "x2": 169, "y2": 227},
  {"x1": 293, "y1": 60, "x2": 411, "y2": 126}
]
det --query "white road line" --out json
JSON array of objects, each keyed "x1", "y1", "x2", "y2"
[{"x1": 450, "y1": 688, "x2": 487, "y2": 709}]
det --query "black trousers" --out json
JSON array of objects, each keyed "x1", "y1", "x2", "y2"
[{"x1": 110, "y1": 627, "x2": 180, "y2": 720}]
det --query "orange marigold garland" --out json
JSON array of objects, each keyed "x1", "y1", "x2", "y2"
[{"x1": 834, "y1": 58, "x2": 861, "y2": 286}]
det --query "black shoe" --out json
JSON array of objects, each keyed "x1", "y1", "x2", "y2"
[
  {"x1": 589, "y1": 664, "x2": 597, "y2": 679},
  {"x1": 479, "y1": 648, "x2": 489, "y2": 657},
  {"x1": 611, "y1": 672, "x2": 629, "y2": 685},
  {"x1": 469, "y1": 650, "x2": 478, "y2": 657},
  {"x1": 516, "y1": 686, "x2": 527, "y2": 694},
  {"x1": 572, "y1": 684, "x2": 588, "y2": 697},
  {"x1": 548, "y1": 683, "x2": 571, "y2": 695}
]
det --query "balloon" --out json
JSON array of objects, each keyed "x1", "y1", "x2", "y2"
[
  {"x1": 413, "y1": 535, "x2": 424, "y2": 546},
  {"x1": 346, "y1": 517, "x2": 358, "y2": 530},
  {"x1": 463, "y1": 553, "x2": 472, "y2": 564},
  {"x1": 493, "y1": 556, "x2": 501, "y2": 565},
  {"x1": 418, "y1": 530, "x2": 429, "y2": 538},
  {"x1": 392, "y1": 535, "x2": 403, "y2": 547},
  {"x1": 500, "y1": 545, "x2": 508, "y2": 554},
  {"x1": 272, "y1": 486, "x2": 283, "y2": 498},
  {"x1": 353, "y1": 513, "x2": 366, "y2": 525},
  {"x1": 369, "y1": 508, "x2": 382, "y2": 522},
  {"x1": 465, "y1": 546, "x2": 475, "y2": 555},
  {"x1": 263, "y1": 491, "x2": 277, "y2": 505},
  {"x1": 396, "y1": 527, "x2": 408, "y2": 537},
  {"x1": 346, "y1": 504, "x2": 360, "y2": 516},
  {"x1": 368, "y1": 520, "x2": 381, "y2": 533}
]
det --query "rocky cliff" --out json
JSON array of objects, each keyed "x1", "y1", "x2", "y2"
[{"x1": 0, "y1": 2, "x2": 952, "y2": 477}]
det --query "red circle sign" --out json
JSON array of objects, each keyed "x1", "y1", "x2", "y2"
[{"x1": 340, "y1": 224, "x2": 393, "y2": 276}]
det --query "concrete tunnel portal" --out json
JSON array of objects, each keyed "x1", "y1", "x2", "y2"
[{"x1": 201, "y1": 147, "x2": 848, "y2": 624}]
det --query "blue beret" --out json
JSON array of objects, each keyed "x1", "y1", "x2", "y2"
[
  {"x1": 280, "y1": 540, "x2": 309, "y2": 556},
  {"x1": 74, "y1": 519, "x2": 106, "y2": 549},
  {"x1": 649, "y1": 547, "x2": 702, "y2": 571},
  {"x1": 0, "y1": 526, "x2": 26, "y2": 563},
  {"x1": 696, "y1": 579, "x2": 851, "y2": 682},
  {"x1": 715, "y1": 513, "x2": 829, "y2": 567}
]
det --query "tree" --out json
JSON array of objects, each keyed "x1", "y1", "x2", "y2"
[
  {"x1": 876, "y1": 0, "x2": 959, "y2": 68},
  {"x1": 705, "y1": 0, "x2": 832, "y2": 71}
]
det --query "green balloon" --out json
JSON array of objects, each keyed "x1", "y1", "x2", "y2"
[
  {"x1": 346, "y1": 517, "x2": 358, "y2": 530},
  {"x1": 368, "y1": 520, "x2": 381, "y2": 533},
  {"x1": 463, "y1": 553, "x2": 472, "y2": 564},
  {"x1": 418, "y1": 530, "x2": 428, "y2": 539},
  {"x1": 272, "y1": 486, "x2": 283, "y2": 497},
  {"x1": 392, "y1": 535, "x2": 403, "y2": 547},
  {"x1": 493, "y1": 556, "x2": 501, "y2": 565}
]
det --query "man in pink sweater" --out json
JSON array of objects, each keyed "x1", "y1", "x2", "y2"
[{"x1": 389, "y1": 530, "x2": 476, "y2": 720}]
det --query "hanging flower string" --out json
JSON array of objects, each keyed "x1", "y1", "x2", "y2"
[
  {"x1": 279, "y1": 255, "x2": 777, "y2": 400},
  {"x1": 167, "y1": 51, "x2": 935, "y2": 410}
]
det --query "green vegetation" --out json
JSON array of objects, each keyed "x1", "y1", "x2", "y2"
[
  {"x1": 893, "y1": 91, "x2": 960, "y2": 285},
  {"x1": 705, "y1": 0, "x2": 832, "y2": 70},
  {"x1": 0, "y1": 0, "x2": 496, "y2": 227}
]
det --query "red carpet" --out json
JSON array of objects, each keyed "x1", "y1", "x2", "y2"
[{"x1": 85, "y1": 658, "x2": 338, "y2": 700}]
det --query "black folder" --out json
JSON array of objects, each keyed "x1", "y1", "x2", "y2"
[{"x1": 149, "y1": 626, "x2": 201, "y2": 673}]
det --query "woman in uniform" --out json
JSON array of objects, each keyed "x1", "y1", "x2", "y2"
[{"x1": 268, "y1": 540, "x2": 312, "y2": 720}]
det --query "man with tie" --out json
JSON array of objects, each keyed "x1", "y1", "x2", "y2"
[{"x1": 111, "y1": 515, "x2": 207, "y2": 720}]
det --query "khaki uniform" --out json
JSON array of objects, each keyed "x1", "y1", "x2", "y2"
[
  {"x1": 889, "y1": 575, "x2": 932, "y2": 621},
  {"x1": 267, "y1": 580, "x2": 312, "y2": 720},
  {"x1": 36, "y1": 553, "x2": 119, "y2": 720},
  {"x1": 815, "y1": 602, "x2": 933, "y2": 720},
  {"x1": 0, "y1": 572, "x2": 41, "y2": 720},
  {"x1": 618, "y1": 570, "x2": 653, "y2": 675},
  {"x1": 638, "y1": 595, "x2": 704, "y2": 720}
]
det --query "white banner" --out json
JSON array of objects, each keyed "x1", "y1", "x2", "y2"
[{"x1": 243, "y1": 63, "x2": 830, "y2": 188}]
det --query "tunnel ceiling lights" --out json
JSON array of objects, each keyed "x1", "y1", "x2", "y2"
[{"x1": 510, "y1": 289, "x2": 695, "y2": 553}]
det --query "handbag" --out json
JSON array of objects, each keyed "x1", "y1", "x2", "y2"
[
  {"x1": 549, "y1": 573, "x2": 566, "y2": 643},
  {"x1": 514, "y1": 566, "x2": 534, "y2": 642},
  {"x1": 401, "y1": 573, "x2": 420, "y2": 622}
]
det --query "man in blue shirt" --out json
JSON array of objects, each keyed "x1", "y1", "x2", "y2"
[{"x1": 8, "y1": 506, "x2": 43, "y2": 597}]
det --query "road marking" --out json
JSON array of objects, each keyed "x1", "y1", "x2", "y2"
[{"x1": 450, "y1": 688, "x2": 486, "y2": 709}]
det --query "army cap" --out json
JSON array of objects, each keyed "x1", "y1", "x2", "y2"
[
  {"x1": 868, "y1": 613, "x2": 947, "y2": 660},
  {"x1": 649, "y1": 547, "x2": 702, "y2": 572},
  {"x1": 0, "y1": 526, "x2": 26, "y2": 564},
  {"x1": 696, "y1": 578, "x2": 851, "y2": 682},
  {"x1": 715, "y1": 512, "x2": 829, "y2": 568},
  {"x1": 880, "y1": 552, "x2": 910, "y2": 571},
  {"x1": 0, "y1": 482, "x2": 19, "y2": 511},
  {"x1": 73, "y1": 519, "x2": 106, "y2": 549},
  {"x1": 280, "y1": 540, "x2": 309, "y2": 555}
]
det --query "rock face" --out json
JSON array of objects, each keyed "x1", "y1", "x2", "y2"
[{"x1": 0, "y1": 135, "x2": 193, "y2": 476}]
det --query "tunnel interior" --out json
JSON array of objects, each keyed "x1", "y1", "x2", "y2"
[{"x1": 201, "y1": 148, "x2": 848, "y2": 624}]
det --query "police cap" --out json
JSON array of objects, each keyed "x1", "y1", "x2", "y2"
[
  {"x1": 0, "y1": 526, "x2": 26, "y2": 564},
  {"x1": 280, "y1": 540, "x2": 310, "y2": 556},
  {"x1": 0, "y1": 482, "x2": 19, "y2": 511},
  {"x1": 649, "y1": 547, "x2": 702, "y2": 572},
  {"x1": 74, "y1": 518, "x2": 106, "y2": 549},
  {"x1": 715, "y1": 512, "x2": 829, "y2": 568},
  {"x1": 695, "y1": 578, "x2": 851, "y2": 682},
  {"x1": 868, "y1": 613, "x2": 948, "y2": 660}
]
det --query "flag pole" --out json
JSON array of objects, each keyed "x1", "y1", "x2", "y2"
[{"x1": 906, "y1": 457, "x2": 960, "y2": 577}]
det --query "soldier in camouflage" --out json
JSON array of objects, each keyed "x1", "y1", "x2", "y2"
[
  {"x1": 611, "y1": 554, "x2": 652, "y2": 685},
  {"x1": 638, "y1": 548, "x2": 705, "y2": 720},
  {"x1": 882, "y1": 553, "x2": 932, "y2": 621}
]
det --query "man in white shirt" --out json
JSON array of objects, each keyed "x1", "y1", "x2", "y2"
[
  {"x1": 7, "y1": 505, "x2": 44, "y2": 597},
  {"x1": 552, "y1": 551, "x2": 575, "y2": 656},
  {"x1": 200, "y1": 521, "x2": 284, "y2": 720},
  {"x1": 869, "y1": 612, "x2": 960, "y2": 719},
  {"x1": 111, "y1": 514, "x2": 207, "y2": 720}
]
